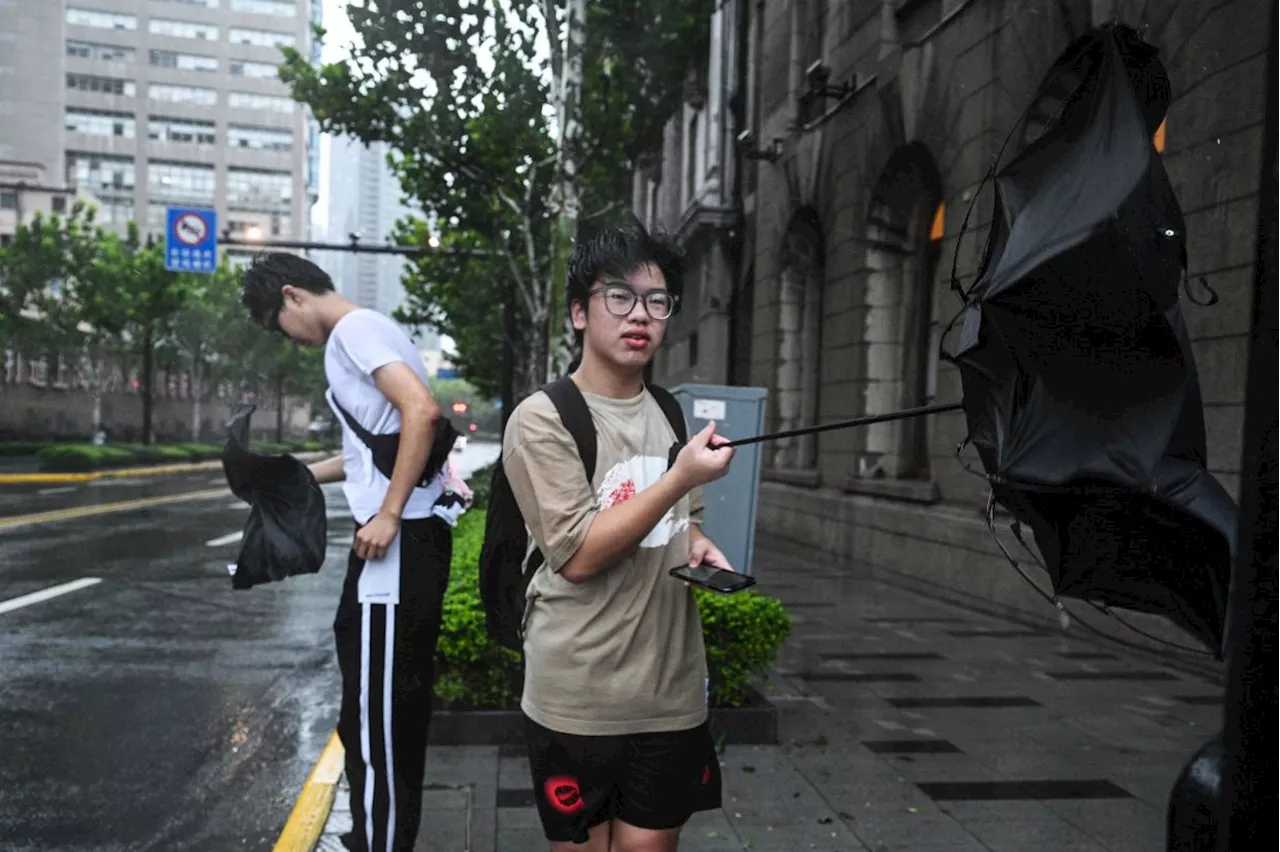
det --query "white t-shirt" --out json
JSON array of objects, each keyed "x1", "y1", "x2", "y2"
[{"x1": 324, "y1": 309, "x2": 444, "y2": 525}]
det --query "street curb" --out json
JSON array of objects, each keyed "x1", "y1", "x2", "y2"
[
  {"x1": 274, "y1": 732, "x2": 345, "y2": 852},
  {"x1": 0, "y1": 460, "x2": 223, "y2": 485},
  {"x1": 0, "y1": 452, "x2": 331, "y2": 485}
]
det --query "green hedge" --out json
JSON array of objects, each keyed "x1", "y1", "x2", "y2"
[
  {"x1": 434, "y1": 508, "x2": 792, "y2": 710},
  {"x1": 35, "y1": 439, "x2": 332, "y2": 472}
]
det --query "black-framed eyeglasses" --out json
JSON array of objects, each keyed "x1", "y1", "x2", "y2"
[{"x1": 589, "y1": 282, "x2": 679, "y2": 320}]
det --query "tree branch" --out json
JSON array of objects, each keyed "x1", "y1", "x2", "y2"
[
  {"x1": 542, "y1": 0, "x2": 564, "y2": 93},
  {"x1": 582, "y1": 200, "x2": 622, "y2": 222}
]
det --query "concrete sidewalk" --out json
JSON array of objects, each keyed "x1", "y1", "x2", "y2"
[{"x1": 317, "y1": 538, "x2": 1222, "y2": 851}]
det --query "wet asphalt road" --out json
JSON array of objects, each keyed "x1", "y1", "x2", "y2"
[{"x1": 0, "y1": 442, "x2": 500, "y2": 851}]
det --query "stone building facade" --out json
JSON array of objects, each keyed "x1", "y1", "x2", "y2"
[{"x1": 645, "y1": 0, "x2": 1270, "y2": 651}]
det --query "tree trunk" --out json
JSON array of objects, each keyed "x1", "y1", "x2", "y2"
[
  {"x1": 547, "y1": 0, "x2": 588, "y2": 380},
  {"x1": 501, "y1": 276, "x2": 516, "y2": 430},
  {"x1": 141, "y1": 327, "x2": 155, "y2": 445},
  {"x1": 190, "y1": 357, "x2": 202, "y2": 443},
  {"x1": 275, "y1": 372, "x2": 285, "y2": 444}
]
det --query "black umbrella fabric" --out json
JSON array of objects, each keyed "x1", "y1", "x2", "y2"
[
  {"x1": 947, "y1": 24, "x2": 1237, "y2": 654},
  {"x1": 221, "y1": 404, "x2": 327, "y2": 590}
]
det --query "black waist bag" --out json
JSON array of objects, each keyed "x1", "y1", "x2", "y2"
[
  {"x1": 329, "y1": 391, "x2": 460, "y2": 486},
  {"x1": 222, "y1": 404, "x2": 327, "y2": 589}
]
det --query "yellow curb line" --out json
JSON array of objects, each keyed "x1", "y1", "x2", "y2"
[
  {"x1": 0, "y1": 488, "x2": 229, "y2": 530},
  {"x1": 0, "y1": 459, "x2": 223, "y2": 485},
  {"x1": 274, "y1": 732, "x2": 345, "y2": 852}
]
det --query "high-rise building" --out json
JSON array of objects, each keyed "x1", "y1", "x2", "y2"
[
  {"x1": 0, "y1": 0, "x2": 318, "y2": 256},
  {"x1": 323, "y1": 135, "x2": 425, "y2": 322}
]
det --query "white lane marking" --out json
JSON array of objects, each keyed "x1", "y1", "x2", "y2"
[
  {"x1": 0, "y1": 578, "x2": 103, "y2": 615},
  {"x1": 37, "y1": 486, "x2": 78, "y2": 495},
  {"x1": 206, "y1": 530, "x2": 244, "y2": 547}
]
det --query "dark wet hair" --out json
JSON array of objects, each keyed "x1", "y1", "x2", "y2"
[
  {"x1": 566, "y1": 220, "x2": 685, "y2": 317},
  {"x1": 239, "y1": 252, "x2": 335, "y2": 330}
]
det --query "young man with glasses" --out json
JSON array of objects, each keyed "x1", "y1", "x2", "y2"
[
  {"x1": 502, "y1": 224, "x2": 738, "y2": 852},
  {"x1": 239, "y1": 253, "x2": 451, "y2": 852}
]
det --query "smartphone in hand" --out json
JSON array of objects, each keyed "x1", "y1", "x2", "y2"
[{"x1": 670, "y1": 563, "x2": 757, "y2": 594}]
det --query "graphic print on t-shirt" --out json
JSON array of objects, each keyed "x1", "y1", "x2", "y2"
[{"x1": 597, "y1": 455, "x2": 689, "y2": 549}]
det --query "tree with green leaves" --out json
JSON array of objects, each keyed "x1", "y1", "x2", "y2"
[
  {"x1": 163, "y1": 260, "x2": 247, "y2": 441},
  {"x1": 65, "y1": 224, "x2": 192, "y2": 444},
  {"x1": 280, "y1": 0, "x2": 711, "y2": 404}
]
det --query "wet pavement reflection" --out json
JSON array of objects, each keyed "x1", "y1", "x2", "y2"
[{"x1": 0, "y1": 441, "x2": 499, "y2": 850}]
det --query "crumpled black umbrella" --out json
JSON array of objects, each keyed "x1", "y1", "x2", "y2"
[
  {"x1": 222, "y1": 404, "x2": 327, "y2": 589},
  {"x1": 947, "y1": 24, "x2": 1237, "y2": 654}
]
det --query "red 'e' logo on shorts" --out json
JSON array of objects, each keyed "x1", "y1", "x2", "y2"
[{"x1": 544, "y1": 776, "x2": 586, "y2": 814}]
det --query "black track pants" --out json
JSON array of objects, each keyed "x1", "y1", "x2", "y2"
[{"x1": 334, "y1": 517, "x2": 452, "y2": 852}]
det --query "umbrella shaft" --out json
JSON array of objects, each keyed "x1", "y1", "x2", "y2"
[{"x1": 720, "y1": 402, "x2": 964, "y2": 449}]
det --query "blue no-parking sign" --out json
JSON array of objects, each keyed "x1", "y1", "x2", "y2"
[{"x1": 164, "y1": 206, "x2": 218, "y2": 274}]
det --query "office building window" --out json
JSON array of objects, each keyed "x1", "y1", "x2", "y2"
[
  {"x1": 67, "y1": 73, "x2": 137, "y2": 97},
  {"x1": 149, "y1": 50, "x2": 218, "y2": 72},
  {"x1": 146, "y1": 204, "x2": 170, "y2": 233},
  {"x1": 66, "y1": 8, "x2": 138, "y2": 31},
  {"x1": 67, "y1": 153, "x2": 136, "y2": 196},
  {"x1": 148, "y1": 161, "x2": 216, "y2": 203},
  {"x1": 228, "y1": 92, "x2": 294, "y2": 113},
  {"x1": 66, "y1": 41, "x2": 136, "y2": 62},
  {"x1": 0, "y1": 191, "x2": 17, "y2": 211},
  {"x1": 231, "y1": 0, "x2": 296, "y2": 16},
  {"x1": 66, "y1": 108, "x2": 137, "y2": 138},
  {"x1": 148, "y1": 19, "x2": 218, "y2": 40},
  {"x1": 226, "y1": 168, "x2": 292, "y2": 209},
  {"x1": 228, "y1": 124, "x2": 292, "y2": 151},
  {"x1": 148, "y1": 116, "x2": 217, "y2": 145},
  {"x1": 93, "y1": 198, "x2": 134, "y2": 226},
  {"x1": 230, "y1": 59, "x2": 280, "y2": 78},
  {"x1": 149, "y1": 84, "x2": 217, "y2": 106},
  {"x1": 152, "y1": 0, "x2": 220, "y2": 7},
  {"x1": 228, "y1": 27, "x2": 295, "y2": 48}
]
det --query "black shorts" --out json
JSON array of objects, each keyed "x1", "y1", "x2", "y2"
[{"x1": 523, "y1": 715, "x2": 723, "y2": 843}]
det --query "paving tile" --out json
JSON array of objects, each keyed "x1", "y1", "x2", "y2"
[
  {"x1": 819, "y1": 651, "x2": 946, "y2": 661},
  {"x1": 917, "y1": 779, "x2": 1133, "y2": 801},
  {"x1": 497, "y1": 756, "x2": 530, "y2": 790},
  {"x1": 415, "y1": 805, "x2": 475, "y2": 852},
  {"x1": 886, "y1": 696, "x2": 1041, "y2": 709},
  {"x1": 801, "y1": 672, "x2": 922, "y2": 683},
  {"x1": 730, "y1": 818, "x2": 865, "y2": 851},
  {"x1": 495, "y1": 788, "x2": 536, "y2": 809},
  {"x1": 1046, "y1": 670, "x2": 1181, "y2": 682},
  {"x1": 677, "y1": 809, "x2": 744, "y2": 850},
  {"x1": 494, "y1": 826, "x2": 546, "y2": 851},
  {"x1": 862, "y1": 739, "x2": 964, "y2": 755}
]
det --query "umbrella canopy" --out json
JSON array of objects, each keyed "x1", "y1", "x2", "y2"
[
  {"x1": 950, "y1": 24, "x2": 1237, "y2": 653},
  {"x1": 221, "y1": 404, "x2": 328, "y2": 590}
]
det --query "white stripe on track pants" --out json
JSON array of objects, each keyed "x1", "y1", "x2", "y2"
[{"x1": 334, "y1": 516, "x2": 452, "y2": 852}]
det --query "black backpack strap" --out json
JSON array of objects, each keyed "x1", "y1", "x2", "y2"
[
  {"x1": 647, "y1": 384, "x2": 688, "y2": 443},
  {"x1": 543, "y1": 376, "x2": 597, "y2": 482}
]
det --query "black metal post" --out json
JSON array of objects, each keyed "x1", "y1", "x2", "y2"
[{"x1": 1217, "y1": 11, "x2": 1278, "y2": 850}]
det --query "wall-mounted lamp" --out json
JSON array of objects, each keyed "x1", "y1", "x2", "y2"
[
  {"x1": 736, "y1": 129, "x2": 783, "y2": 163},
  {"x1": 804, "y1": 60, "x2": 853, "y2": 102}
]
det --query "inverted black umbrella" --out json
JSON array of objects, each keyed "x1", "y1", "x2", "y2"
[
  {"x1": 943, "y1": 23, "x2": 1237, "y2": 655},
  {"x1": 221, "y1": 404, "x2": 327, "y2": 590}
]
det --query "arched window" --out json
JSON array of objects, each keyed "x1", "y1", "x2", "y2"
[{"x1": 858, "y1": 143, "x2": 942, "y2": 481}]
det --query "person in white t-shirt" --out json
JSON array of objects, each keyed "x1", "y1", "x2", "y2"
[{"x1": 240, "y1": 253, "x2": 452, "y2": 852}]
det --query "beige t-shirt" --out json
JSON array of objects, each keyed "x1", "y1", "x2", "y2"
[{"x1": 502, "y1": 385, "x2": 708, "y2": 736}]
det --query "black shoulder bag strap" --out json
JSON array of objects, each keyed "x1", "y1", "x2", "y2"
[{"x1": 543, "y1": 376, "x2": 597, "y2": 482}]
